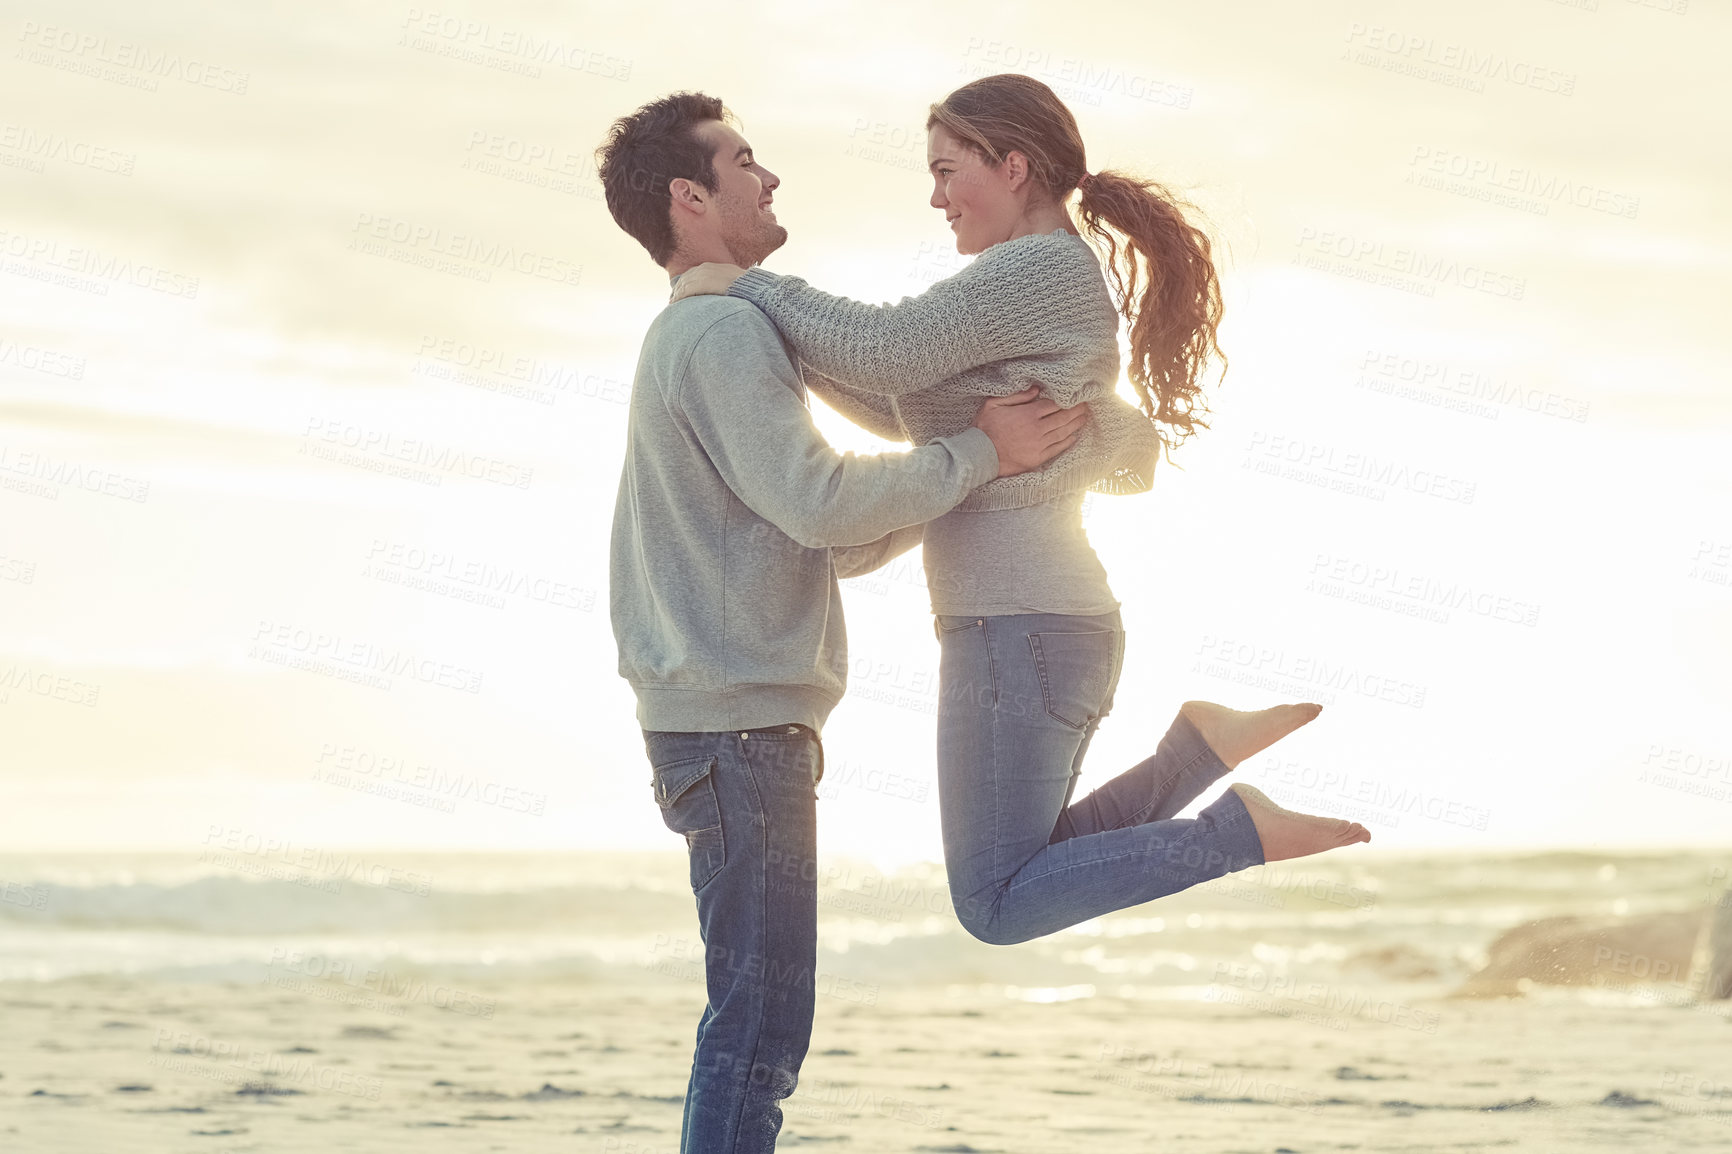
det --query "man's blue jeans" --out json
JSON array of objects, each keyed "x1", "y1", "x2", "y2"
[
  {"x1": 643, "y1": 724, "x2": 823, "y2": 1154},
  {"x1": 934, "y1": 609, "x2": 1266, "y2": 944}
]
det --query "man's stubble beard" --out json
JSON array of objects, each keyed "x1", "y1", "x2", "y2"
[{"x1": 722, "y1": 197, "x2": 788, "y2": 268}]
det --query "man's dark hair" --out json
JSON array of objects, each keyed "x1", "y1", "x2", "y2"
[{"x1": 595, "y1": 91, "x2": 730, "y2": 266}]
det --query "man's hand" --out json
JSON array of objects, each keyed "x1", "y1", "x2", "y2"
[
  {"x1": 972, "y1": 387, "x2": 1090, "y2": 478},
  {"x1": 671, "y1": 262, "x2": 747, "y2": 302}
]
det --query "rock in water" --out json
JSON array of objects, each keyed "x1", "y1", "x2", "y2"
[{"x1": 1452, "y1": 911, "x2": 1701, "y2": 998}]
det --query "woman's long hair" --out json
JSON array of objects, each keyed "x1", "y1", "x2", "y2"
[{"x1": 928, "y1": 74, "x2": 1225, "y2": 458}]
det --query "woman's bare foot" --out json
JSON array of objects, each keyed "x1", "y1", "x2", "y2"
[
  {"x1": 1227, "y1": 783, "x2": 1371, "y2": 862},
  {"x1": 1179, "y1": 700, "x2": 1323, "y2": 769}
]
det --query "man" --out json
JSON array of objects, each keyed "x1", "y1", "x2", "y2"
[{"x1": 595, "y1": 91, "x2": 1087, "y2": 1153}]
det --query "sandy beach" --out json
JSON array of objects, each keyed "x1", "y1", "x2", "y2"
[
  {"x1": 5, "y1": 975, "x2": 1732, "y2": 1152},
  {"x1": 3, "y1": 848, "x2": 1731, "y2": 1152}
]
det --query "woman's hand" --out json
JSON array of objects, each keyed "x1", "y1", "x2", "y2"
[{"x1": 670, "y1": 262, "x2": 747, "y2": 302}]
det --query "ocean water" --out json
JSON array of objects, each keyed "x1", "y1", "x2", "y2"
[{"x1": 2, "y1": 848, "x2": 1725, "y2": 1012}]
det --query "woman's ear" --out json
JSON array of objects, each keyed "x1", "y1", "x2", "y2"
[{"x1": 1002, "y1": 149, "x2": 1030, "y2": 192}]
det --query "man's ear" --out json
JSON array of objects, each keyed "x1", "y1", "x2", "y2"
[{"x1": 669, "y1": 177, "x2": 709, "y2": 218}]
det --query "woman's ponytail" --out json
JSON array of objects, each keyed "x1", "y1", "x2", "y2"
[{"x1": 1076, "y1": 171, "x2": 1224, "y2": 456}]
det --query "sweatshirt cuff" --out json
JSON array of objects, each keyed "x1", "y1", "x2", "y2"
[
  {"x1": 942, "y1": 425, "x2": 999, "y2": 488},
  {"x1": 727, "y1": 265, "x2": 781, "y2": 307}
]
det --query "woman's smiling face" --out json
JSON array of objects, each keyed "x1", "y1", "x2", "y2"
[{"x1": 927, "y1": 124, "x2": 1020, "y2": 256}]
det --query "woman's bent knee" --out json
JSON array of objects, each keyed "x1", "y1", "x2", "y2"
[{"x1": 952, "y1": 892, "x2": 1029, "y2": 946}]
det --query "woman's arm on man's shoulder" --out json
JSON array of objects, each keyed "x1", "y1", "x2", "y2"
[{"x1": 725, "y1": 235, "x2": 1090, "y2": 398}]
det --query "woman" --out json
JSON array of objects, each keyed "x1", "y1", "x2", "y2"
[{"x1": 672, "y1": 74, "x2": 1369, "y2": 945}]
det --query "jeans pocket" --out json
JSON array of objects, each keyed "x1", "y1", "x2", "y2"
[
  {"x1": 651, "y1": 755, "x2": 726, "y2": 893},
  {"x1": 1028, "y1": 629, "x2": 1119, "y2": 729},
  {"x1": 936, "y1": 616, "x2": 996, "y2": 706}
]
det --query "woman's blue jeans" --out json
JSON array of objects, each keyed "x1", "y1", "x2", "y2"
[{"x1": 934, "y1": 609, "x2": 1266, "y2": 945}]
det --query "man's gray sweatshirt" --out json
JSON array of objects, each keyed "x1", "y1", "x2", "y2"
[{"x1": 609, "y1": 295, "x2": 1001, "y2": 735}]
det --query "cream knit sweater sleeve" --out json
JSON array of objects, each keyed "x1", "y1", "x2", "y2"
[{"x1": 726, "y1": 231, "x2": 1102, "y2": 406}]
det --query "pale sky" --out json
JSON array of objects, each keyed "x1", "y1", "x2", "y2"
[{"x1": 0, "y1": 0, "x2": 1727, "y2": 861}]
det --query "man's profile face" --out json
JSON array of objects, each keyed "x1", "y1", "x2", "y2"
[{"x1": 690, "y1": 119, "x2": 786, "y2": 266}]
